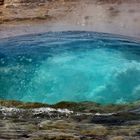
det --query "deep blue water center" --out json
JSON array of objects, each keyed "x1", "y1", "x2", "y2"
[{"x1": 0, "y1": 31, "x2": 140, "y2": 104}]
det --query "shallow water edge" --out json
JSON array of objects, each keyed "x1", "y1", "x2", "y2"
[{"x1": 0, "y1": 99, "x2": 140, "y2": 113}]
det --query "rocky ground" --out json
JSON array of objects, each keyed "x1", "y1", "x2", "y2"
[
  {"x1": 0, "y1": 0, "x2": 140, "y2": 39},
  {"x1": 0, "y1": 100, "x2": 140, "y2": 140}
]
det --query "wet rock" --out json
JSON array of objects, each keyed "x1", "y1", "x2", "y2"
[
  {"x1": 91, "y1": 112, "x2": 140, "y2": 125},
  {"x1": 0, "y1": 100, "x2": 140, "y2": 139},
  {"x1": 91, "y1": 115, "x2": 124, "y2": 125},
  {"x1": 39, "y1": 120, "x2": 76, "y2": 130}
]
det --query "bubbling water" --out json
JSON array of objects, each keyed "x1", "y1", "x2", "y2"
[{"x1": 0, "y1": 31, "x2": 140, "y2": 104}]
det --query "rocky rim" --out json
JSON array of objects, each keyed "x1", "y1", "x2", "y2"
[
  {"x1": 0, "y1": 100, "x2": 140, "y2": 140},
  {"x1": 0, "y1": 0, "x2": 140, "y2": 39}
]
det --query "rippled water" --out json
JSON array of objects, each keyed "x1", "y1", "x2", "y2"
[{"x1": 0, "y1": 31, "x2": 140, "y2": 104}]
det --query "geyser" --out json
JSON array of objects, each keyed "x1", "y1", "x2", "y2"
[{"x1": 0, "y1": 31, "x2": 140, "y2": 104}]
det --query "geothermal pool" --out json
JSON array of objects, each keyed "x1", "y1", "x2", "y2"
[{"x1": 0, "y1": 31, "x2": 140, "y2": 104}]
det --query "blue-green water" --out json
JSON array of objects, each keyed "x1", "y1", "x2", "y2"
[{"x1": 0, "y1": 31, "x2": 140, "y2": 104}]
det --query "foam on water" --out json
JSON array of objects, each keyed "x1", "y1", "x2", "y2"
[{"x1": 0, "y1": 31, "x2": 140, "y2": 104}]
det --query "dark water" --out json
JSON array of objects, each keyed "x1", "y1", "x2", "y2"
[{"x1": 0, "y1": 31, "x2": 140, "y2": 104}]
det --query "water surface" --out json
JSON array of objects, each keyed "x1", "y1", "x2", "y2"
[{"x1": 0, "y1": 31, "x2": 140, "y2": 104}]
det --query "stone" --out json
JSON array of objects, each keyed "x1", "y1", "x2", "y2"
[{"x1": 0, "y1": 0, "x2": 4, "y2": 5}]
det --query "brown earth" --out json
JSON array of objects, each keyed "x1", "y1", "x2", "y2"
[{"x1": 0, "y1": 0, "x2": 140, "y2": 39}]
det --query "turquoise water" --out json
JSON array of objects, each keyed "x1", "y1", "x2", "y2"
[{"x1": 0, "y1": 31, "x2": 140, "y2": 104}]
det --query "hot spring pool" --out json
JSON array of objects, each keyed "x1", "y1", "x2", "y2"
[{"x1": 0, "y1": 31, "x2": 140, "y2": 104}]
